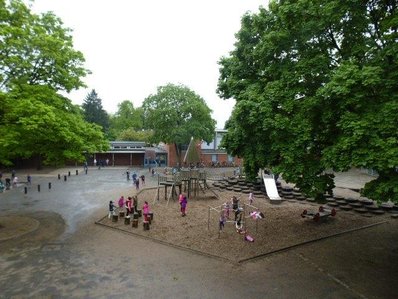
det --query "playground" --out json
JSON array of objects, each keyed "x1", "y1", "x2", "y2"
[
  {"x1": 98, "y1": 169, "x2": 390, "y2": 262},
  {"x1": 1, "y1": 167, "x2": 397, "y2": 298}
]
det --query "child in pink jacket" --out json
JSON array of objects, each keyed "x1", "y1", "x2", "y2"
[
  {"x1": 180, "y1": 195, "x2": 187, "y2": 217},
  {"x1": 118, "y1": 196, "x2": 125, "y2": 209}
]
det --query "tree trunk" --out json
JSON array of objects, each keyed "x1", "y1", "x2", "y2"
[{"x1": 174, "y1": 143, "x2": 182, "y2": 167}]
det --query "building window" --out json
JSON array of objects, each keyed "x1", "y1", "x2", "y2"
[
  {"x1": 211, "y1": 154, "x2": 217, "y2": 162},
  {"x1": 228, "y1": 155, "x2": 233, "y2": 162}
]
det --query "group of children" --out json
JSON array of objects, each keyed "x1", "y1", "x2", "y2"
[
  {"x1": 0, "y1": 171, "x2": 32, "y2": 192},
  {"x1": 108, "y1": 195, "x2": 151, "y2": 222},
  {"x1": 125, "y1": 169, "x2": 145, "y2": 190},
  {"x1": 108, "y1": 193, "x2": 189, "y2": 220},
  {"x1": 219, "y1": 192, "x2": 263, "y2": 232}
]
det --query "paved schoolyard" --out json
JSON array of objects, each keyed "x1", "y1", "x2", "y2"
[{"x1": 0, "y1": 167, "x2": 397, "y2": 299}]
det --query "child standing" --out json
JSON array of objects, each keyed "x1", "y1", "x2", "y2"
[
  {"x1": 126, "y1": 169, "x2": 130, "y2": 180},
  {"x1": 219, "y1": 210, "x2": 226, "y2": 231},
  {"x1": 12, "y1": 176, "x2": 18, "y2": 187},
  {"x1": 248, "y1": 192, "x2": 254, "y2": 205},
  {"x1": 132, "y1": 172, "x2": 137, "y2": 184},
  {"x1": 180, "y1": 195, "x2": 187, "y2": 217},
  {"x1": 118, "y1": 196, "x2": 125, "y2": 210},
  {"x1": 232, "y1": 196, "x2": 240, "y2": 222},
  {"x1": 132, "y1": 196, "x2": 138, "y2": 214},
  {"x1": 135, "y1": 178, "x2": 139, "y2": 190},
  {"x1": 143, "y1": 201, "x2": 150, "y2": 221},
  {"x1": 108, "y1": 201, "x2": 115, "y2": 218},
  {"x1": 125, "y1": 197, "x2": 133, "y2": 216},
  {"x1": 223, "y1": 202, "x2": 230, "y2": 219}
]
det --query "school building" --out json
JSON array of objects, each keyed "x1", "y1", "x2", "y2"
[
  {"x1": 4, "y1": 130, "x2": 240, "y2": 169},
  {"x1": 91, "y1": 141, "x2": 168, "y2": 167},
  {"x1": 166, "y1": 129, "x2": 242, "y2": 167}
]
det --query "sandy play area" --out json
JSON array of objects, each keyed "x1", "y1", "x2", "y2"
[{"x1": 97, "y1": 186, "x2": 387, "y2": 262}]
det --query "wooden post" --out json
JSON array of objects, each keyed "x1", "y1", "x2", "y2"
[{"x1": 132, "y1": 219, "x2": 138, "y2": 228}]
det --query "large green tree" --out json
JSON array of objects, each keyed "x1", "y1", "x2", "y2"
[
  {"x1": 142, "y1": 83, "x2": 216, "y2": 165},
  {"x1": 0, "y1": 0, "x2": 88, "y2": 92},
  {"x1": 116, "y1": 128, "x2": 153, "y2": 143},
  {"x1": 108, "y1": 100, "x2": 143, "y2": 139},
  {"x1": 0, "y1": 0, "x2": 108, "y2": 167},
  {"x1": 0, "y1": 85, "x2": 109, "y2": 166},
  {"x1": 82, "y1": 89, "x2": 110, "y2": 133},
  {"x1": 218, "y1": 0, "x2": 398, "y2": 202}
]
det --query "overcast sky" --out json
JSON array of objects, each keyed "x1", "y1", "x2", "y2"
[{"x1": 31, "y1": 0, "x2": 268, "y2": 128}]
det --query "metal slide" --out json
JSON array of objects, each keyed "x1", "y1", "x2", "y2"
[{"x1": 262, "y1": 173, "x2": 282, "y2": 201}]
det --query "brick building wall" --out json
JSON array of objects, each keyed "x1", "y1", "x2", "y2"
[{"x1": 166, "y1": 143, "x2": 242, "y2": 167}]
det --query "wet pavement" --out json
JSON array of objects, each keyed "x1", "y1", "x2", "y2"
[{"x1": 0, "y1": 167, "x2": 397, "y2": 298}]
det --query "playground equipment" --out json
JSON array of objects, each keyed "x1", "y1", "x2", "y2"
[
  {"x1": 208, "y1": 200, "x2": 263, "y2": 239},
  {"x1": 155, "y1": 168, "x2": 219, "y2": 205},
  {"x1": 156, "y1": 172, "x2": 182, "y2": 204},
  {"x1": 262, "y1": 172, "x2": 282, "y2": 203},
  {"x1": 301, "y1": 206, "x2": 336, "y2": 222}
]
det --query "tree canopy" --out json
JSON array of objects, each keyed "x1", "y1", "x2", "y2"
[
  {"x1": 142, "y1": 83, "x2": 216, "y2": 165},
  {"x1": 82, "y1": 89, "x2": 110, "y2": 133},
  {"x1": 108, "y1": 100, "x2": 143, "y2": 139},
  {"x1": 0, "y1": 1, "x2": 108, "y2": 167},
  {"x1": 0, "y1": 85, "x2": 108, "y2": 166},
  {"x1": 116, "y1": 128, "x2": 153, "y2": 143},
  {"x1": 217, "y1": 0, "x2": 398, "y2": 202},
  {"x1": 0, "y1": 0, "x2": 88, "y2": 92}
]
